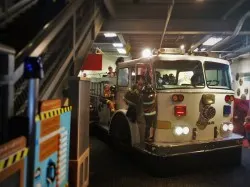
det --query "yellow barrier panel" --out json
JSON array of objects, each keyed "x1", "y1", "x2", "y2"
[
  {"x1": 0, "y1": 148, "x2": 29, "y2": 172},
  {"x1": 35, "y1": 106, "x2": 72, "y2": 122}
]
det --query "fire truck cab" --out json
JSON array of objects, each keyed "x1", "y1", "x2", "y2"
[{"x1": 90, "y1": 48, "x2": 243, "y2": 161}]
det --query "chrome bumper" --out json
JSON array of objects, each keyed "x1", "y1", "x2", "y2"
[{"x1": 133, "y1": 133, "x2": 243, "y2": 157}]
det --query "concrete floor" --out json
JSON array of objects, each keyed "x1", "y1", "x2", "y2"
[{"x1": 89, "y1": 137, "x2": 250, "y2": 187}]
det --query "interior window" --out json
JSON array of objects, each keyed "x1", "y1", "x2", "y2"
[
  {"x1": 204, "y1": 61, "x2": 231, "y2": 89},
  {"x1": 131, "y1": 67, "x2": 136, "y2": 85},
  {"x1": 154, "y1": 60, "x2": 204, "y2": 89},
  {"x1": 178, "y1": 71, "x2": 194, "y2": 85},
  {"x1": 118, "y1": 68, "x2": 129, "y2": 87}
]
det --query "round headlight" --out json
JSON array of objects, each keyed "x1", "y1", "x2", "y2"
[
  {"x1": 228, "y1": 123, "x2": 234, "y2": 131},
  {"x1": 183, "y1": 127, "x2": 190, "y2": 135},
  {"x1": 222, "y1": 124, "x2": 228, "y2": 131},
  {"x1": 175, "y1": 127, "x2": 183, "y2": 136}
]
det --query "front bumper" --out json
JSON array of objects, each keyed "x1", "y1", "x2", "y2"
[{"x1": 134, "y1": 133, "x2": 243, "y2": 157}]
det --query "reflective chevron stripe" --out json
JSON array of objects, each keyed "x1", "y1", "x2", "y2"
[
  {"x1": 35, "y1": 106, "x2": 72, "y2": 122},
  {"x1": 0, "y1": 148, "x2": 28, "y2": 172}
]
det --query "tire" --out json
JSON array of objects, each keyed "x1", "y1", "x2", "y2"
[{"x1": 110, "y1": 113, "x2": 132, "y2": 153}]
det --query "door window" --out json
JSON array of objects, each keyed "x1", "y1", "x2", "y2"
[{"x1": 118, "y1": 68, "x2": 129, "y2": 87}]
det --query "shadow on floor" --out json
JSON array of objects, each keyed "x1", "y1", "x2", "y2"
[{"x1": 89, "y1": 136, "x2": 250, "y2": 187}]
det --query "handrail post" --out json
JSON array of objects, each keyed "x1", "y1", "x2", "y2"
[{"x1": 24, "y1": 56, "x2": 44, "y2": 187}]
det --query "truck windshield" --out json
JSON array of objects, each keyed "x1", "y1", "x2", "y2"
[
  {"x1": 154, "y1": 60, "x2": 205, "y2": 90},
  {"x1": 204, "y1": 61, "x2": 231, "y2": 90}
]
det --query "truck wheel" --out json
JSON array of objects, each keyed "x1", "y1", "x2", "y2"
[{"x1": 110, "y1": 113, "x2": 132, "y2": 152}]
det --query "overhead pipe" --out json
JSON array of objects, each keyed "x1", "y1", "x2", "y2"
[
  {"x1": 222, "y1": 0, "x2": 247, "y2": 20},
  {"x1": 208, "y1": 11, "x2": 250, "y2": 52},
  {"x1": 222, "y1": 45, "x2": 250, "y2": 59},
  {"x1": 159, "y1": 0, "x2": 175, "y2": 49},
  {"x1": 231, "y1": 53, "x2": 250, "y2": 61}
]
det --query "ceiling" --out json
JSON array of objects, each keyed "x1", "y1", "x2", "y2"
[{"x1": 93, "y1": 0, "x2": 250, "y2": 59}]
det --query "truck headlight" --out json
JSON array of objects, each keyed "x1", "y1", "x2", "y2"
[
  {"x1": 221, "y1": 122, "x2": 234, "y2": 132},
  {"x1": 183, "y1": 127, "x2": 190, "y2": 135},
  {"x1": 228, "y1": 123, "x2": 234, "y2": 131},
  {"x1": 222, "y1": 124, "x2": 228, "y2": 131},
  {"x1": 175, "y1": 126, "x2": 183, "y2": 136},
  {"x1": 174, "y1": 126, "x2": 190, "y2": 136}
]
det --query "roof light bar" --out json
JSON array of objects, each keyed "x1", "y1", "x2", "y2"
[{"x1": 203, "y1": 37, "x2": 223, "y2": 46}]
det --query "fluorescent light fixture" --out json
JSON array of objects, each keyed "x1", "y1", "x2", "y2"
[
  {"x1": 142, "y1": 48, "x2": 152, "y2": 58},
  {"x1": 117, "y1": 48, "x2": 127, "y2": 54},
  {"x1": 203, "y1": 37, "x2": 223, "y2": 46},
  {"x1": 104, "y1": 32, "x2": 117, "y2": 37},
  {"x1": 201, "y1": 48, "x2": 206, "y2": 51},
  {"x1": 180, "y1": 44, "x2": 185, "y2": 50},
  {"x1": 194, "y1": 48, "x2": 198, "y2": 52},
  {"x1": 113, "y1": 43, "x2": 123, "y2": 47}
]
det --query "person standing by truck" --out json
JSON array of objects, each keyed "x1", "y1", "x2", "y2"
[
  {"x1": 141, "y1": 84, "x2": 157, "y2": 142},
  {"x1": 115, "y1": 57, "x2": 124, "y2": 73},
  {"x1": 244, "y1": 116, "x2": 250, "y2": 147},
  {"x1": 107, "y1": 66, "x2": 115, "y2": 77}
]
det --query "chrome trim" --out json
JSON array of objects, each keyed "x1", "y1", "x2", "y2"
[
  {"x1": 134, "y1": 133, "x2": 243, "y2": 157},
  {"x1": 153, "y1": 145, "x2": 242, "y2": 157}
]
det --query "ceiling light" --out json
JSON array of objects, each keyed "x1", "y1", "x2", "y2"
[
  {"x1": 203, "y1": 37, "x2": 223, "y2": 46},
  {"x1": 201, "y1": 48, "x2": 206, "y2": 51},
  {"x1": 104, "y1": 32, "x2": 117, "y2": 37},
  {"x1": 194, "y1": 48, "x2": 198, "y2": 52},
  {"x1": 196, "y1": 0, "x2": 204, "y2": 2},
  {"x1": 142, "y1": 48, "x2": 152, "y2": 58},
  {"x1": 180, "y1": 44, "x2": 185, "y2": 50},
  {"x1": 113, "y1": 43, "x2": 123, "y2": 47},
  {"x1": 117, "y1": 48, "x2": 127, "y2": 54}
]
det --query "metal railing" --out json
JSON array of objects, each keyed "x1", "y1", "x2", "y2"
[
  {"x1": 13, "y1": 0, "x2": 103, "y2": 115},
  {"x1": 0, "y1": 0, "x2": 38, "y2": 27}
]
